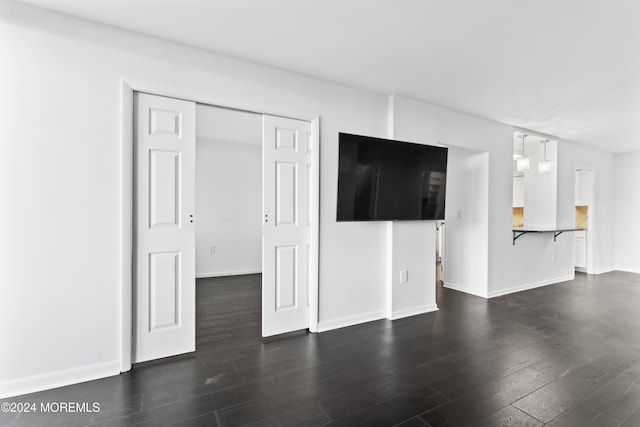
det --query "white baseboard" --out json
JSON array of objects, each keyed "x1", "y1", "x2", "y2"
[
  {"x1": 575, "y1": 267, "x2": 588, "y2": 273},
  {"x1": 196, "y1": 269, "x2": 261, "y2": 279},
  {"x1": 613, "y1": 267, "x2": 640, "y2": 274},
  {"x1": 317, "y1": 310, "x2": 385, "y2": 333},
  {"x1": 487, "y1": 274, "x2": 575, "y2": 298},
  {"x1": 594, "y1": 267, "x2": 616, "y2": 274},
  {"x1": 444, "y1": 282, "x2": 489, "y2": 299},
  {"x1": 0, "y1": 360, "x2": 120, "y2": 399},
  {"x1": 388, "y1": 304, "x2": 438, "y2": 320}
]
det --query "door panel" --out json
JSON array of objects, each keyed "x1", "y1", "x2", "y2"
[
  {"x1": 276, "y1": 162, "x2": 297, "y2": 226},
  {"x1": 150, "y1": 108, "x2": 182, "y2": 136},
  {"x1": 134, "y1": 93, "x2": 196, "y2": 363},
  {"x1": 263, "y1": 115, "x2": 310, "y2": 337},
  {"x1": 275, "y1": 245, "x2": 297, "y2": 310},
  {"x1": 149, "y1": 251, "x2": 180, "y2": 330},
  {"x1": 149, "y1": 150, "x2": 181, "y2": 227}
]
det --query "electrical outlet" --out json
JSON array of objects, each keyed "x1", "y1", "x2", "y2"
[
  {"x1": 551, "y1": 253, "x2": 555, "y2": 263},
  {"x1": 210, "y1": 246, "x2": 216, "y2": 254},
  {"x1": 399, "y1": 270, "x2": 409, "y2": 283}
]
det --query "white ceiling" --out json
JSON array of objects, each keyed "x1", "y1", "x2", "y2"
[{"x1": 16, "y1": 0, "x2": 640, "y2": 153}]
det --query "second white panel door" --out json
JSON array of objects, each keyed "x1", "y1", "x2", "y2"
[{"x1": 262, "y1": 115, "x2": 311, "y2": 337}]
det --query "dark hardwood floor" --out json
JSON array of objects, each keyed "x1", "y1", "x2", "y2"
[{"x1": 2, "y1": 271, "x2": 640, "y2": 426}]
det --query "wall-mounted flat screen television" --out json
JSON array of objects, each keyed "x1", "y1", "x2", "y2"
[{"x1": 337, "y1": 133, "x2": 448, "y2": 221}]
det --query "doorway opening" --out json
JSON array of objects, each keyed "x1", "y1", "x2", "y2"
[
  {"x1": 125, "y1": 89, "x2": 319, "y2": 369},
  {"x1": 435, "y1": 219, "x2": 445, "y2": 304},
  {"x1": 441, "y1": 145, "x2": 489, "y2": 298},
  {"x1": 574, "y1": 168, "x2": 594, "y2": 273},
  {"x1": 194, "y1": 104, "x2": 263, "y2": 353}
]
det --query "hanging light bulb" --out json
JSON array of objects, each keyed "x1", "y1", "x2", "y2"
[
  {"x1": 538, "y1": 139, "x2": 551, "y2": 174},
  {"x1": 516, "y1": 134, "x2": 530, "y2": 172}
]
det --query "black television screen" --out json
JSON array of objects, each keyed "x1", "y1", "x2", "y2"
[{"x1": 337, "y1": 133, "x2": 448, "y2": 221}]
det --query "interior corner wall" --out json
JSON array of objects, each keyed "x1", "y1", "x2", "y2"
[
  {"x1": 614, "y1": 151, "x2": 640, "y2": 273},
  {"x1": 387, "y1": 95, "x2": 617, "y2": 298},
  {"x1": 385, "y1": 97, "x2": 439, "y2": 319},
  {"x1": 444, "y1": 147, "x2": 489, "y2": 297},
  {"x1": 195, "y1": 138, "x2": 261, "y2": 278},
  {"x1": 0, "y1": 1, "x2": 388, "y2": 397}
]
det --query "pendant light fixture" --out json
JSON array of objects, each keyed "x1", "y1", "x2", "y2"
[
  {"x1": 516, "y1": 133, "x2": 530, "y2": 172},
  {"x1": 538, "y1": 139, "x2": 551, "y2": 174}
]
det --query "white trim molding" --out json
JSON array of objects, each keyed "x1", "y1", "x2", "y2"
[
  {"x1": 388, "y1": 304, "x2": 438, "y2": 321},
  {"x1": 307, "y1": 117, "x2": 321, "y2": 334},
  {"x1": 385, "y1": 223, "x2": 394, "y2": 319},
  {"x1": 119, "y1": 80, "x2": 133, "y2": 374},
  {"x1": 487, "y1": 274, "x2": 575, "y2": 298},
  {"x1": 612, "y1": 267, "x2": 640, "y2": 274},
  {"x1": 317, "y1": 310, "x2": 385, "y2": 333},
  {"x1": 121, "y1": 81, "x2": 322, "y2": 376},
  {"x1": 444, "y1": 282, "x2": 489, "y2": 299},
  {"x1": 0, "y1": 361, "x2": 119, "y2": 399},
  {"x1": 595, "y1": 267, "x2": 616, "y2": 274}
]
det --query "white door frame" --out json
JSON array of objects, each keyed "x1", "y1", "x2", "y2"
[
  {"x1": 120, "y1": 80, "x2": 320, "y2": 372},
  {"x1": 575, "y1": 165, "x2": 595, "y2": 275}
]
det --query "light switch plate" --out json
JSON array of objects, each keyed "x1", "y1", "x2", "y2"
[{"x1": 399, "y1": 270, "x2": 409, "y2": 283}]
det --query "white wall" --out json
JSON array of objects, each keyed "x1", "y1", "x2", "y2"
[
  {"x1": 614, "y1": 151, "x2": 640, "y2": 273},
  {"x1": 196, "y1": 140, "x2": 262, "y2": 277},
  {"x1": 0, "y1": 0, "x2": 622, "y2": 398},
  {"x1": 195, "y1": 105, "x2": 262, "y2": 278},
  {"x1": 386, "y1": 222, "x2": 438, "y2": 319},
  {"x1": 557, "y1": 141, "x2": 616, "y2": 274},
  {"x1": 387, "y1": 95, "x2": 616, "y2": 298},
  {"x1": 444, "y1": 147, "x2": 489, "y2": 297},
  {"x1": 383, "y1": 98, "x2": 439, "y2": 320},
  {"x1": 0, "y1": 1, "x2": 388, "y2": 396}
]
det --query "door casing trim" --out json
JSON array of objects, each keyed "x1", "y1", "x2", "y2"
[{"x1": 120, "y1": 80, "x2": 320, "y2": 372}]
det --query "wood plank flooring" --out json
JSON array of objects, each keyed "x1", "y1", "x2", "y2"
[{"x1": 2, "y1": 271, "x2": 640, "y2": 426}]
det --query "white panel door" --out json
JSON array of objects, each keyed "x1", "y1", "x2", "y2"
[
  {"x1": 262, "y1": 115, "x2": 310, "y2": 337},
  {"x1": 134, "y1": 92, "x2": 196, "y2": 363}
]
